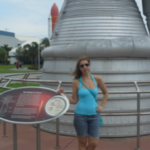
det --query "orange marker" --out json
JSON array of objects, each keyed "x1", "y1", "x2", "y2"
[{"x1": 51, "y1": 3, "x2": 59, "y2": 32}]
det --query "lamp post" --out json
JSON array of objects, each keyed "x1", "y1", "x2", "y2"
[{"x1": 38, "y1": 46, "x2": 40, "y2": 71}]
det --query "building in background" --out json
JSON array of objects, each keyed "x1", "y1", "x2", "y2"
[
  {"x1": 48, "y1": 15, "x2": 52, "y2": 40},
  {"x1": 51, "y1": 3, "x2": 59, "y2": 32},
  {"x1": 48, "y1": 3, "x2": 59, "y2": 39},
  {"x1": 0, "y1": 30, "x2": 24, "y2": 48}
]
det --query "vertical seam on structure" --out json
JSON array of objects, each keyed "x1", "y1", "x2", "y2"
[
  {"x1": 109, "y1": 39, "x2": 112, "y2": 58},
  {"x1": 51, "y1": 47, "x2": 55, "y2": 58},
  {"x1": 85, "y1": 41, "x2": 88, "y2": 57},
  {"x1": 130, "y1": 37, "x2": 135, "y2": 57},
  {"x1": 66, "y1": 44, "x2": 69, "y2": 58}
]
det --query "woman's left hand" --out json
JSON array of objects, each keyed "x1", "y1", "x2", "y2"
[{"x1": 96, "y1": 105, "x2": 103, "y2": 113}]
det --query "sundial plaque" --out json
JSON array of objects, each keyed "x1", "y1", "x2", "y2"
[{"x1": 0, "y1": 87, "x2": 69, "y2": 124}]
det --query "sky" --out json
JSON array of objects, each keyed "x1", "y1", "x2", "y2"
[{"x1": 0, "y1": 0, "x2": 147, "y2": 39}]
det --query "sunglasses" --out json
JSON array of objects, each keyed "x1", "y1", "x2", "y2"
[{"x1": 79, "y1": 63, "x2": 89, "y2": 68}]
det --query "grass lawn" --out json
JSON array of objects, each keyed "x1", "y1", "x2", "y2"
[
  {"x1": 0, "y1": 83, "x2": 40, "y2": 93},
  {"x1": 0, "y1": 64, "x2": 39, "y2": 73}
]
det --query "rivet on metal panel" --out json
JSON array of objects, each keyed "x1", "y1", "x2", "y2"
[{"x1": 55, "y1": 32, "x2": 58, "y2": 36}]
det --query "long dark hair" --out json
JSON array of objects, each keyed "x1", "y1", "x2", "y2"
[{"x1": 72, "y1": 56, "x2": 90, "y2": 79}]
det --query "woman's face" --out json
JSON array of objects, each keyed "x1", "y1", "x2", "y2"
[{"x1": 79, "y1": 60, "x2": 90, "y2": 74}]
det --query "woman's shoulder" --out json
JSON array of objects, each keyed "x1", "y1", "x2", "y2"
[
  {"x1": 92, "y1": 74, "x2": 102, "y2": 81},
  {"x1": 73, "y1": 79, "x2": 78, "y2": 83},
  {"x1": 72, "y1": 79, "x2": 79, "y2": 88},
  {"x1": 72, "y1": 79, "x2": 80, "y2": 85}
]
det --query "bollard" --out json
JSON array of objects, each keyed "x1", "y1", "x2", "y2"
[
  {"x1": 36, "y1": 124, "x2": 41, "y2": 150},
  {"x1": 2, "y1": 121, "x2": 8, "y2": 137},
  {"x1": 135, "y1": 93, "x2": 142, "y2": 150},
  {"x1": 55, "y1": 118, "x2": 61, "y2": 149},
  {"x1": 13, "y1": 124, "x2": 17, "y2": 150}
]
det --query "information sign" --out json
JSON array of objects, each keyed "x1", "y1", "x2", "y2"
[{"x1": 0, "y1": 87, "x2": 69, "y2": 124}]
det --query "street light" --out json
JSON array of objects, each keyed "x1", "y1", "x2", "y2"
[{"x1": 38, "y1": 46, "x2": 40, "y2": 71}]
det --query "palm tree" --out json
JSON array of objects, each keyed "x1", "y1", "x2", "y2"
[
  {"x1": 15, "y1": 46, "x2": 22, "y2": 61},
  {"x1": 0, "y1": 48, "x2": 7, "y2": 64},
  {"x1": 1, "y1": 44, "x2": 12, "y2": 58},
  {"x1": 15, "y1": 46, "x2": 25, "y2": 62},
  {"x1": 39, "y1": 37, "x2": 50, "y2": 50},
  {"x1": 39, "y1": 38, "x2": 50, "y2": 64},
  {"x1": 23, "y1": 42, "x2": 39, "y2": 65}
]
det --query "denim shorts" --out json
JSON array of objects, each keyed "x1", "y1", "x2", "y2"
[{"x1": 73, "y1": 113, "x2": 100, "y2": 138}]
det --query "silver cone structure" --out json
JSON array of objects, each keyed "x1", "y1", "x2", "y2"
[{"x1": 41, "y1": 0, "x2": 150, "y2": 137}]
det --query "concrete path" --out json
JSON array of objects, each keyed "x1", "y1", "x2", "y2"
[
  {"x1": 0, "y1": 67, "x2": 39, "y2": 79},
  {"x1": 0, "y1": 73, "x2": 7, "y2": 80},
  {"x1": 0, "y1": 122, "x2": 150, "y2": 150},
  {"x1": 0, "y1": 68, "x2": 40, "y2": 87},
  {"x1": 9, "y1": 67, "x2": 38, "y2": 71}
]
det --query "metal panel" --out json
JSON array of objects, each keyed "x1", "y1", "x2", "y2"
[
  {"x1": 42, "y1": 36, "x2": 150, "y2": 58},
  {"x1": 41, "y1": 0, "x2": 150, "y2": 137},
  {"x1": 49, "y1": 0, "x2": 147, "y2": 46},
  {"x1": 41, "y1": 58, "x2": 150, "y2": 137}
]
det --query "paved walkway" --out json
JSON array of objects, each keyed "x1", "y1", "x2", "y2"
[
  {"x1": 0, "y1": 121, "x2": 150, "y2": 150},
  {"x1": 0, "y1": 67, "x2": 39, "y2": 80},
  {"x1": 9, "y1": 67, "x2": 37, "y2": 71}
]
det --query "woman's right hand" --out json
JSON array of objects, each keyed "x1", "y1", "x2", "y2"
[{"x1": 57, "y1": 89, "x2": 65, "y2": 94}]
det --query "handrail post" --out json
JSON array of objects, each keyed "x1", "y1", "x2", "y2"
[
  {"x1": 22, "y1": 74, "x2": 27, "y2": 86},
  {"x1": 36, "y1": 124, "x2": 41, "y2": 150},
  {"x1": 13, "y1": 124, "x2": 17, "y2": 150},
  {"x1": 3, "y1": 79, "x2": 11, "y2": 88},
  {"x1": 55, "y1": 118, "x2": 61, "y2": 149},
  {"x1": 57, "y1": 81, "x2": 62, "y2": 91},
  {"x1": 2, "y1": 121, "x2": 8, "y2": 137},
  {"x1": 135, "y1": 93, "x2": 141, "y2": 150},
  {"x1": 22, "y1": 73, "x2": 29, "y2": 86}
]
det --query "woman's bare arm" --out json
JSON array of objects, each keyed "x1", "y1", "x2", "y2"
[
  {"x1": 58, "y1": 80, "x2": 78, "y2": 104},
  {"x1": 94, "y1": 75, "x2": 108, "y2": 112}
]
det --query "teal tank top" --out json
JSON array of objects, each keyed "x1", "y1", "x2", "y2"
[{"x1": 75, "y1": 75, "x2": 98, "y2": 115}]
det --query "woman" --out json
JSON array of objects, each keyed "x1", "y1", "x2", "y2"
[
  {"x1": 16, "y1": 61, "x2": 19, "y2": 69},
  {"x1": 58, "y1": 56, "x2": 108, "y2": 150}
]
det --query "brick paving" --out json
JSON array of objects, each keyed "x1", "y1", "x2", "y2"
[{"x1": 0, "y1": 121, "x2": 150, "y2": 150}]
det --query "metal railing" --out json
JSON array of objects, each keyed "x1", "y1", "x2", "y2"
[{"x1": 0, "y1": 73, "x2": 150, "y2": 150}]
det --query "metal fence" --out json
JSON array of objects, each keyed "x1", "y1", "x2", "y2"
[{"x1": 0, "y1": 73, "x2": 150, "y2": 150}]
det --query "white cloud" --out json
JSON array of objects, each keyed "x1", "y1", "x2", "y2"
[
  {"x1": 1, "y1": 13, "x2": 47, "y2": 37},
  {"x1": 0, "y1": 0, "x2": 64, "y2": 38}
]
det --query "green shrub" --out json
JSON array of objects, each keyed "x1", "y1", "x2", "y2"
[
  {"x1": 28, "y1": 65, "x2": 42, "y2": 70},
  {"x1": 6, "y1": 60, "x2": 10, "y2": 64}
]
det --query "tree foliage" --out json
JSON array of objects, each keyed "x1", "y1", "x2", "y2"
[
  {"x1": 23, "y1": 42, "x2": 39, "y2": 64},
  {"x1": 0, "y1": 48, "x2": 7, "y2": 64},
  {"x1": 14, "y1": 38, "x2": 50, "y2": 65},
  {"x1": 1, "y1": 44, "x2": 12, "y2": 58},
  {"x1": 39, "y1": 37, "x2": 50, "y2": 50},
  {"x1": 14, "y1": 46, "x2": 24, "y2": 61}
]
